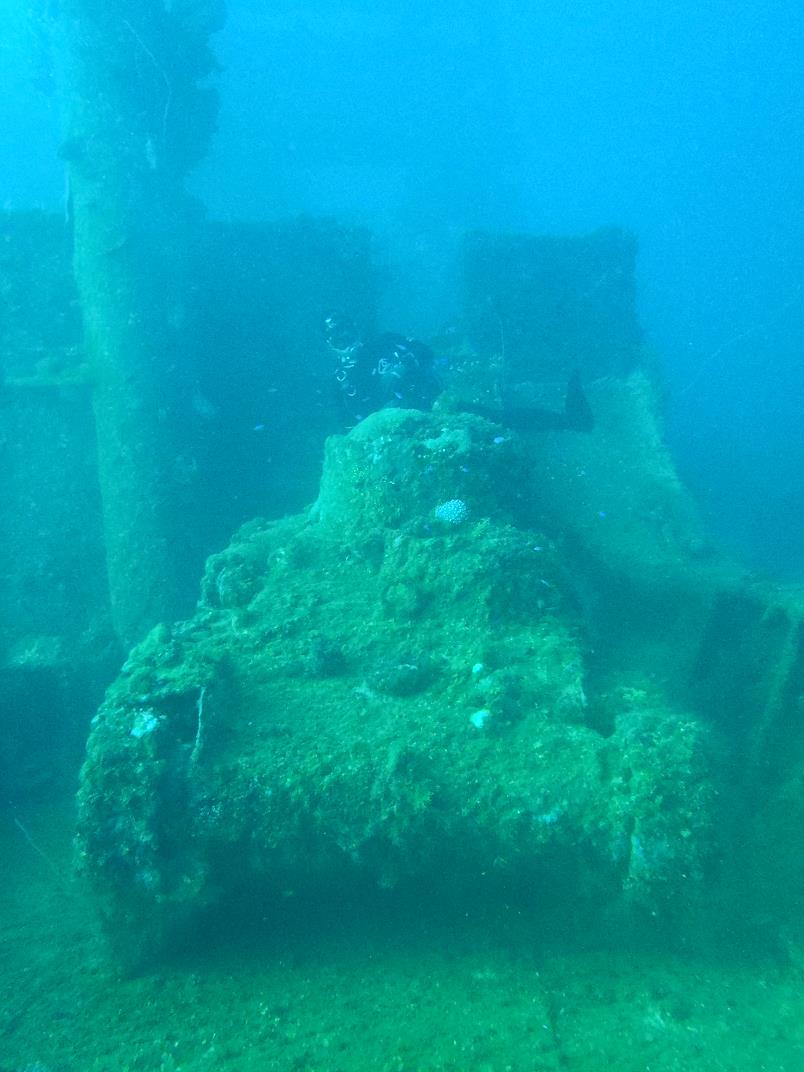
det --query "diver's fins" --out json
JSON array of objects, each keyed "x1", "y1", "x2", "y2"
[
  {"x1": 564, "y1": 370, "x2": 594, "y2": 432},
  {"x1": 458, "y1": 373, "x2": 594, "y2": 433}
]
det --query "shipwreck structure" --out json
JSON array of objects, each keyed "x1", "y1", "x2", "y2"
[
  {"x1": 75, "y1": 362, "x2": 804, "y2": 964},
  {"x1": 1, "y1": 7, "x2": 801, "y2": 961}
]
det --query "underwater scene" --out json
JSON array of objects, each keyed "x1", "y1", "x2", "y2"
[{"x1": 2, "y1": 2, "x2": 804, "y2": 1070}]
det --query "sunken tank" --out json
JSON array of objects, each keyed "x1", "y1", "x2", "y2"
[{"x1": 76, "y1": 405, "x2": 716, "y2": 963}]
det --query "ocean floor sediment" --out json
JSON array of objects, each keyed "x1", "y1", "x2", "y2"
[{"x1": 2, "y1": 799, "x2": 802, "y2": 1072}]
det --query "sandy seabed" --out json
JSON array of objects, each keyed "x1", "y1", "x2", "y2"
[{"x1": 1, "y1": 799, "x2": 802, "y2": 1072}]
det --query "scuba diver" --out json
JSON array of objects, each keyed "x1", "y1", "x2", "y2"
[
  {"x1": 323, "y1": 313, "x2": 594, "y2": 433},
  {"x1": 324, "y1": 313, "x2": 441, "y2": 425}
]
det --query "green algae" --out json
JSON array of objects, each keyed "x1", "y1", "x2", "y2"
[{"x1": 76, "y1": 408, "x2": 718, "y2": 965}]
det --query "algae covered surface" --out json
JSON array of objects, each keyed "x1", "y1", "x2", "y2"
[
  {"x1": 75, "y1": 407, "x2": 717, "y2": 961},
  {"x1": 5, "y1": 395, "x2": 804, "y2": 1071},
  {"x1": 3, "y1": 6, "x2": 803, "y2": 1068}
]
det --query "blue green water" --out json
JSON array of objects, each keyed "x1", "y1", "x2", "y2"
[{"x1": 2, "y1": 4, "x2": 804, "y2": 1070}]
